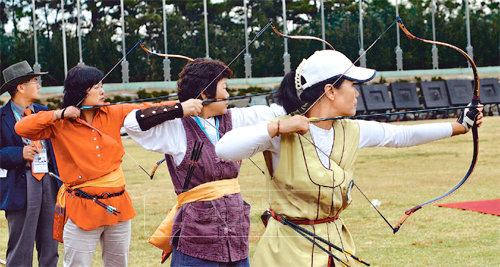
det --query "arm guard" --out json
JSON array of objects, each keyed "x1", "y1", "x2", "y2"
[{"x1": 136, "y1": 103, "x2": 183, "y2": 131}]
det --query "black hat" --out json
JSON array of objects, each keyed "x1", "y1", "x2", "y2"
[{"x1": 0, "y1": 61, "x2": 47, "y2": 95}]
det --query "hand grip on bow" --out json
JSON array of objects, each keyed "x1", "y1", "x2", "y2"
[{"x1": 456, "y1": 103, "x2": 483, "y2": 133}]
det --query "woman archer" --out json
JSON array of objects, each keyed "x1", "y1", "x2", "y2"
[
  {"x1": 15, "y1": 65, "x2": 200, "y2": 266},
  {"x1": 215, "y1": 50, "x2": 483, "y2": 266},
  {"x1": 124, "y1": 58, "x2": 285, "y2": 266}
]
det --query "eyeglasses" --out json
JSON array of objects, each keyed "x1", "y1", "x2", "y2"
[{"x1": 23, "y1": 77, "x2": 41, "y2": 85}]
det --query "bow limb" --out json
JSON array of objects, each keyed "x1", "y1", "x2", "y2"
[
  {"x1": 270, "y1": 23, "x2": 335, "y2": 50},
  {"x1": 396, "y1": 17, "x2": 480, "y2": 102},
  {"x1": 149, "y1": 158, "x2": 167, "y2": 180},
  {"x1": 392, "y1": 17, "x2": 481, "y2": 234},
  {"x1": 139, "y1": 43, "x2": 194, "y2": 62}
]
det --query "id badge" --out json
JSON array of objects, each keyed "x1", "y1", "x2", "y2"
[
  {"x1": 33, "y1": 149, "x2": 49, "y2": 173},
  {"x1": 0, "y1": 168, "x2": 7, "y2": 178}
]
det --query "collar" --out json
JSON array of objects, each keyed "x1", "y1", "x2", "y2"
[{"x1": 11, "y1": 101, "x2": 34, "y2": 117}]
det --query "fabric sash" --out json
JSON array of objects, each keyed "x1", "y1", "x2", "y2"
[
  {"x1": 53, "y1": 166, "x2": 126, "y2": 242},
  {"x1": 56, "y1": 166, "x2": 126, "y2": 208},
  {"x1": 148, "y1": 178, "x2": 240, "y2": 256}
]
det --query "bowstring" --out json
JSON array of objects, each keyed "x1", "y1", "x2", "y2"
[
  {"x1": 189, "y1": 21, "x2": 273, "y2": 175},
  {"x1": 301, "y1": 19, "x2": 397, "y2": 116},
  {"x1": 283, "y1": 19, "x2": 400, "y2": 231},
  {"x1": 297, "y1": 131, "x2": 395, "y2": 231},
  {"x1": 75, "y1": 40, "x2": 142, "y2": 107},
  {"x1": 199, "y1": 116, "x2": 266, "y2": 175},
  {"x1": 195, "y1": 21, "x2": 272, "y2": 99}
]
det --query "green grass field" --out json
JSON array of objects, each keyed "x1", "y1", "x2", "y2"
[{"x1": 1, "y1": 116, "x2": 499, "y2": 266}]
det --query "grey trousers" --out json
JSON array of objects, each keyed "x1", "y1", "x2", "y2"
[
  {"x1": 63, "y1": 218, "x2": 131, "y2": 267},
  {"x1": 5, "y1": 171, "x2": 59, "y2": 267}
]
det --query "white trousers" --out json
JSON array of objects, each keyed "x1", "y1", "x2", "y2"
[{"x1": 63, "y1": 218, "x2": 131, "y2": 267}]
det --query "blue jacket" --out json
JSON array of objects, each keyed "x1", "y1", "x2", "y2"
[{"x1": 0, "y1": 100, "x2": 60, "y2": 211}]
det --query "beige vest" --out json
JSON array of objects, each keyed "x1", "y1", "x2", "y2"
[{"x1": 253, "y1": 117, "x2": 361, "y2": 267}]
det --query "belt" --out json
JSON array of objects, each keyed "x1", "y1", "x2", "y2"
[
  {"x1": 288, "y1": 216, "x2": 339, "y2": 225},
  {"x1": 67, "y1": 189, "x2": 125, "y2": 199},
  {"x1": 261, "y1": 209, "x2": 339, "y2": 227}
]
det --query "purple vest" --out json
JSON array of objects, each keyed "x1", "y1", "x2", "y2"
[{"x1": 165, "y1": 111, "x2": 250, "y2": 262}]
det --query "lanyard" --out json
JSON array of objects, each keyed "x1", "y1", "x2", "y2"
[
  {"x1": 10, "y1": 102, "x2": 41, "y2": 147},
  {"x1": 193, "y1": 116, "x2": 219, "y2": 145},
  {"x1": 10, "y1": 102, "x2": 24, "y2": 121}
]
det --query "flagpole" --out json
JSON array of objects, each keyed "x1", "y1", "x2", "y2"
[
  {"x1": 32, "y1": 0, "x2": 41, "y2": 74},
  {"x1": 77, "y1": 0, "x2": 84, "y2": 66},
  {"x1": 61, "y1": 0, "x2": 68, "y2": 77},
  {"x1": 162, "y1": 0, "x2": 171, "y2": 81},
  {"x1": 120, "y1": 0, "x2": 129, "y2": 82},
  {"x1": 282, "y1": 0, "x2": 290, "y2": 74}
]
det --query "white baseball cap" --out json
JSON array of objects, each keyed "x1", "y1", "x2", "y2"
[{"x1": 298, "y1": 50, "x2": 376, "y2": 91}]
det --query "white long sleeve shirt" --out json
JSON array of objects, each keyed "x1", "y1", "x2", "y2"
[
  {"x1": 215, "y1": 120, "x2": 453, "y2": 174},
  {"x1": 124, "y1": 104, "x2": 285, "y2": 166}
]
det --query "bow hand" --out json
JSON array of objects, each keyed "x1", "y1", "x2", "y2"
[{"x1": 456, "y1": 103, "x2": 483, "y2": 133}]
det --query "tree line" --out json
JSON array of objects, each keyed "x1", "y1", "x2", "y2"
[{"x1": 0, "y1": 0, "x2": 498, "y2": 86}]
